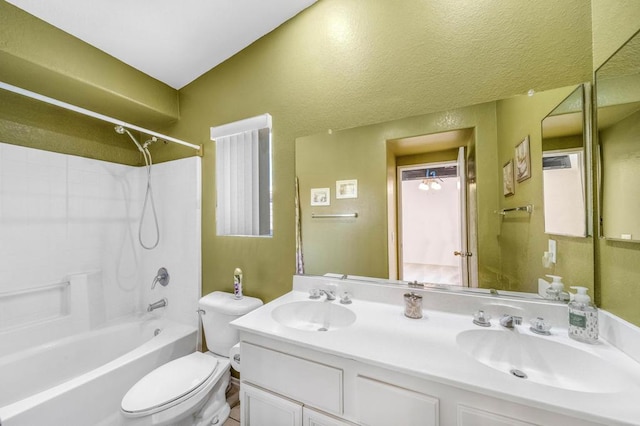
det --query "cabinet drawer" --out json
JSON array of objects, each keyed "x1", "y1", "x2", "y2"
[
  {"x1": 458, "y1": 405, "x2": 538, "y2": 426},
  {"x1": 242, "y1": 342, "x2": 343, "y2": 414},
  {"x1": 355, "y1": 375, "x2": 439, "y2": 426}
]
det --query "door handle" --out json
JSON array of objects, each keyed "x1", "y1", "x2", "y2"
[{"x1": 454, "y1": 251, "x2": 472, "y2": 257}]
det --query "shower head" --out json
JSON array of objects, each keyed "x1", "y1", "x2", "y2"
[
  {"x1": 114, "y1": 125, "x2": 126, "y2": 134},
  {"x1": 142, "y1": 136, "x2": 159, "y2": 150}
]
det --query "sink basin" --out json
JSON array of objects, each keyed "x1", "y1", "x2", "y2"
[
  {"x1": 271, "y1": 301, "x2": 356, "y2": 332},
  {"x1": 456, "y1": 329, "x2": 636, "y2": 393}
]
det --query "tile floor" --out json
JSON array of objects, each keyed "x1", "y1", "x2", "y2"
[{"x1": 223, "y1": 404, "x2": 241, "y2": 426}]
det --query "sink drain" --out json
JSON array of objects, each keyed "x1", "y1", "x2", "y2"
[
  {"x1": 317, "y1": 327, "x2": 328, "y2": 332},
  {"x1": 510, "y1": 368, "x2": 527, "y2": 379}
]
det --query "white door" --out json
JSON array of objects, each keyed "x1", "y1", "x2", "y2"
[
  {"x1": 241, "y1": 383, "x2": 303, "y2": 426},
  {"x1": 397, "y1": 162, "x2": 462, "y2": 285}
]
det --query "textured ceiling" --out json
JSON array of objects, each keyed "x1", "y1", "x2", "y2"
[{"x1": 6, "y1": 0, "x2": 317, "y2": 89}]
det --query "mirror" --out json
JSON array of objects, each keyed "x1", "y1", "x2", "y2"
[
  {"x1": 596, "y1": 30, "x2": 640, "y2": 242},
  {"x1": 295, "y1": 84, "x2": 593, "y2": 297},
  {"x1": 541, "y1": 85, "x2": 588, "y2": 237}
]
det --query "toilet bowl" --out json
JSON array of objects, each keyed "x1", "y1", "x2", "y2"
[{"x1": 121, "y1": 292, "x2": 262, "y2": 426}]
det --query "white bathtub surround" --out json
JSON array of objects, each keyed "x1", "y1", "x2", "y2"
[
  {"x1": 0, "y1": 142, "x2": 202, "y2": 424},
  {"x1": 0, "y1": 142, "x2": 201, "y2": 334},
  {"x1": 232, "y1": 275, "x2": 640, "y2": 426}
]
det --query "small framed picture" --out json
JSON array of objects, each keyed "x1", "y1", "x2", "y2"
[
  {"x1": 310, "y1": 187, "x2": 330, "y2": 206},
  {"x1": 503, "y1": 159, "x2": 515, "y2": 197},
  {"x1": 336, "y1": 179, "x2": 358, "y2": 199},
  {"x1": 515, "y1": 136, "x2": 531, "y2": 182}
]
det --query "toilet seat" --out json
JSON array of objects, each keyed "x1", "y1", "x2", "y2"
[{"x1": 122, "y1": 352, "x2": 219, "y2": 417}]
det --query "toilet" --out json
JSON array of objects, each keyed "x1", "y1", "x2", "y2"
[{"x1": 120, "y1": 291, "x2": 262, "y2": 426}]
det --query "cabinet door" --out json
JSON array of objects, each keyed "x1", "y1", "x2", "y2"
[
  {"x1": 355, "y1": 376, "x2": 439, "y2": 426},
  {"x1": 303, "y1": 407, "x2": 357, "y2": 426},
  {"x1": 240, "y1": 383, "x2": 303, "y2": 426}
]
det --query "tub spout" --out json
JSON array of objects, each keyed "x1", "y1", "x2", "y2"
[{"x1": 147, "y1": 298, "x2": 168, "y2": 312}]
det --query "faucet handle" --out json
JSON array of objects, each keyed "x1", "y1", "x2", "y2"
[
  {"x1": 473, "y1": 310, "x2": 491, "y2": 327},
  {"x1": 309, "y1": 288, "x2": 321, "y2": 299},
  {"x1": 340, "y1": 292, "x2": 352, "y2": 304},
  {"x1": 530, "y1": 317, "x2": 552, "y2": 335},
  {"x1": 151, "y1": 267, "x2": 170, "y2": 290}
]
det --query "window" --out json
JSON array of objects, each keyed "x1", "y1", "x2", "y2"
[{"x1": 211, "y1": 113, "x2": 272, "y2": 236}]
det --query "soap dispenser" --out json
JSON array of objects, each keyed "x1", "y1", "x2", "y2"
[
  {"x1": 545, "y1": 275, "x2": 568, "y2": 301},
  {"x1": 567, "y1": 286, "x2": 598, "y2": 343},
  {"x1": 233, "y1": 268, "x2": 244, "y2": 300}
]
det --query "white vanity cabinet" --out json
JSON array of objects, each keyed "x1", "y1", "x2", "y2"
[{"x1": 239, "y1": 335, "x2": 605, "y2": 426}]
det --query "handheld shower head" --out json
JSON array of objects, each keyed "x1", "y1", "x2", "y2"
[{"x1": 114, "y1": 125, "x2": 126, "y2": 134}]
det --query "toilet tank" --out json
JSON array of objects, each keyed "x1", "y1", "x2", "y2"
[{"x1": 199, "y1": 291, "x2": 263, "y2": 356}]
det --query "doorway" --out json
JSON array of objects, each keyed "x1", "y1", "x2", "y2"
[
  {"x1": 387, "y1": 128, "x2": 477, "y2": 287},
  {"x1": 398, "y1": 161, "x2": 461, "y2": 284}
]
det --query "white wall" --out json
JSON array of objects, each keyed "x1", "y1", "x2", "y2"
[{"x1": 0, "y1": 142, "x2": 201, "y2": 350}]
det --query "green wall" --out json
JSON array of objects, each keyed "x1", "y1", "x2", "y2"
[
  {"x1": 0, "y1": 0, "x2": 194, "y2": 165},
  {"x1": 495, "y1": 87, "x2": 594, "y2": 294},
  {"x1": 167, "y1": 0, "x2": 593, "y2": 302}
]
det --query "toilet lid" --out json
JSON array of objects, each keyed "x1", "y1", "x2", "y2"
[{"x1": 121, "y1": 352, "x2": 218, "y2": 414}]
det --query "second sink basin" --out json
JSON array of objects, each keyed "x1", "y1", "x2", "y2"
[
  {"x1": 271, "y1": 301, "x2": 356, "y2": 332},
  {"x1": 457, "y1": 329, "x2": 637, "y2": 393}
]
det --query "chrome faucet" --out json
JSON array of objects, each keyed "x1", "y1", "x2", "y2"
[
  {"x1": 499, "y1": 314, "x2": 522, "y2": 329},
  {"x1": 319, "y1": 289, "x2": 336, "y2": 301},
  {"x1": 147, "y1": 298, "x2": 168, "y2": 312}
]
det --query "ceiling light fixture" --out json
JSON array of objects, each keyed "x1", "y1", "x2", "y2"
[{"x1": 418, "y1": 171, "x2": 443, "y2": 191}]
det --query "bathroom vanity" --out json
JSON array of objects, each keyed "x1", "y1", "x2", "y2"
[{"x1": 231, "y1": 275, "x2": 640, "y2": 426}]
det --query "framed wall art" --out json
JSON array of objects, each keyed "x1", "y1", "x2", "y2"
[
  {"x1": 310, "y1": 187, "x2": 330, "y2": 206},
  {"x1": 336, "y1": 179, "x2": 358, "y2": 199},
  {"x1": 515, "y1": 136, "x2": 531, "y2": 182},
  {"x1": 503, "y1": 159, "x2": 515, "y2": 196}
]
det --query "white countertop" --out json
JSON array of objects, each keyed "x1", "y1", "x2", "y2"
[{"x1": 231, "y1": 276, "x2": 640, "y2": 426}]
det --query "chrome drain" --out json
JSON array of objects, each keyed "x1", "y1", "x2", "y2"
[
  {"x1": 510, "y1": 368, "x2": 527, "y2": 379},
  {"x1": 317, "y1": 327, "x2": 328, "y2": 332}
]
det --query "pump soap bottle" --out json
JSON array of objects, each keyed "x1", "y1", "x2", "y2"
[
  {"x1": 233, "y1": 268, "x2": 244, "y2": 300},
  {"x1": 545, "y1": 275, "x2": 569, "y2": 301},
  {"x1": 568, "y1": 286, "x2": 598, "y2": 343}
]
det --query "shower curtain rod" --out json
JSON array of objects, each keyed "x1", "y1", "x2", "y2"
[{"x1": 0, "y1": 81, "x2": 202, "y2": 155}]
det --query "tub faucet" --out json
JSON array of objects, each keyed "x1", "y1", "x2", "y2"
[{"x1": 147, "y1": 298, "x2": 168, "y2": 312}]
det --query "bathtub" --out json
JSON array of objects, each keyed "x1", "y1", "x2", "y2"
[{"x1": 0, "y1": 316, "x2": 197, "y2": 426}]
